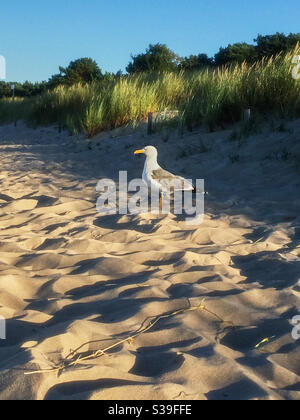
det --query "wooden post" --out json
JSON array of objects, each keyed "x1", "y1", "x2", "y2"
[
  {"x1": 11, "y1": 84, "x2": 17, "y2": 127},
  {"x1": 147, "y1": 112, "x2": 153, "y2": 135},
  {"x1": 243, "y1": 108, "x2": 251, "y2": 122}
]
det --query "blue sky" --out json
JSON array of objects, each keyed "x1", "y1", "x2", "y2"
[{"x1": 1, "y1": 0, "x2": 299, "y2": 82}]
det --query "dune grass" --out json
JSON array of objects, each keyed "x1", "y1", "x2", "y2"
[
  {"x1": 0, "y1": 45, "x2": 299, "y2": 137},
  {"x1": 0, "y1": 97, "x2": 33, "y2": 124}
]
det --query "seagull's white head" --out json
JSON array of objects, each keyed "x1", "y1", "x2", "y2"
[{"x1": 134, "y1": 146, "x2": 158, "y2": 160}]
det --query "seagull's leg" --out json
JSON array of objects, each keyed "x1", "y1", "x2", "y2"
[{"x1": 159, "y1": 192, "x2": 163, "y2": 212}]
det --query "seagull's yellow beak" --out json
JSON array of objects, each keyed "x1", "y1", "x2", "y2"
[{"x1": 134, "y1": 149, "x2": 145, "y2": 155}]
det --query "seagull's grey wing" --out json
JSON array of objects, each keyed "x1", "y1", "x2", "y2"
[
  {"x1": 152, "y1": 167, "x2": 176, "y2": 181},
  {"x1": 152, "y1": 167, "x2": 194, "y2": 191}
]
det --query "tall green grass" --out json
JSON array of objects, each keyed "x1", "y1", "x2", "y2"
[
  {"x1": 0, "y1": 97, "x2": 33, "y2": 124},
  {"x1": 0, "y1": 45, "x2": 299, "y2": 137}
]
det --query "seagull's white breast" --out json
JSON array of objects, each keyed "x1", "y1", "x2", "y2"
[{"x1": 142, "y1": 161, "x2": 161, "y2": 192}]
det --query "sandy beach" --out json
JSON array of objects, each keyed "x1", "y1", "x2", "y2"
[{"x1": 0, "y1": 120, "x2": 299, "y2": 400}]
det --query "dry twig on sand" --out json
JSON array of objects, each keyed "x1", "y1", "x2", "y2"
[{"x1": 24, "y1": 299, "x2": 228, "y2": 376}]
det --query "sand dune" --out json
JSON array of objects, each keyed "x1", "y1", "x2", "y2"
[{"x1": 0, "y1": 120, "x2": 299, "y2": 400}]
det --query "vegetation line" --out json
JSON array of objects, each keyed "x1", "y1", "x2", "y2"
[{"x1": 0, "y1": 43, "x2": 299, "y2": 137}]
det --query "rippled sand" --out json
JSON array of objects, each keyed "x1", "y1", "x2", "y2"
[{"x1": 0, "y1": 120, "x2": 299, "y2": 400}]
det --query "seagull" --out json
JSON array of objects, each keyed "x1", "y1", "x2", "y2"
[{"x1": 134, "y1": 146, "x2": 195, "y2": 209}]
